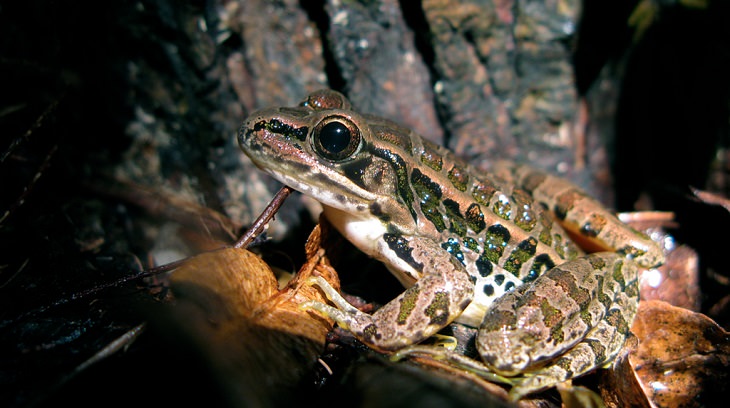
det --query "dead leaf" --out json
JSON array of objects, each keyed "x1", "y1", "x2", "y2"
[
  {"x1": 639, "y1": 245, "x2": 701, "y2": 311},
  {"x1": 631, "y1": 300, "x2": 730, "y2": 407},
  {"x1": 164, "y1": 222, "x2": 340, "y2": 406},
  {"x1": 597, "y1": 335, "x2": 652, "y2": 408}
]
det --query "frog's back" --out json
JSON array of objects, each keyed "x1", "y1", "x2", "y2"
[{"x1": 356, "y1": 115, "x2": 589, "y2": 324}]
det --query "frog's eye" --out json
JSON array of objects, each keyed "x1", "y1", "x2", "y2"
[{"x1": 312, "y1": 116, "x2": 361, "y2": 161}]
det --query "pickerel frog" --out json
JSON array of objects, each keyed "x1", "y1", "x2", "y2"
[{"x1": 238, "y1": 90, "x2": 664, "y2": 399}]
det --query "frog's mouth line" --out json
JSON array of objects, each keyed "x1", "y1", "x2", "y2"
[{"x1": 259, "y1": 165, "x2": 378, "y2": 217}]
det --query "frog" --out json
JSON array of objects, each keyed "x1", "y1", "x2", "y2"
[{"x1": 238, "y1": 89, "x2": 664, "y2": 400}]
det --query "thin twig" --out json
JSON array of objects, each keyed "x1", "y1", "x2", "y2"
[
  {"x1": 72, "y1": 323, "x2": 146, "y2": 374},
  {"x1": 28, "y1": 323, "x2": 147, "y2": 408},
  {"x1": 0, "y1": 263, "x2": 170, "y2": 330},
  {"x1": 3, "y1": 185, "x2": 295, "y2": 327},
  {"x1": 0, "y1": 144, "x2": 58, "y2": 226},
  {"x1": 0, "y1": 258, "x2": 30, "y2": 289},
  {"x1": 1, "y1": 97, "x2": 61, "y2": 164},
  {"x1": 234, "y1": 185, "x2": 294, "y2": 248}
]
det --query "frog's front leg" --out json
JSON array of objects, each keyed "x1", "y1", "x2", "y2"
[{"x1": 301, "y1": 235, "x2": 474, "y2": 352}]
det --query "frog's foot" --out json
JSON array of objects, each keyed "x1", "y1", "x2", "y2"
[
  {"x1": 508, "y1": 363, "x2": 589, "y2": 400},
  {"x1": 391, "y1": 345, "x2": 514, "y2": 387},
  {"x1": 392, "y1": 345, "x2": 575, "y2": 400},
  {"x1": 423, "y1": 334, "x2": 458, "y2": 350},
  {"x1": 299, "y1": 276, "x2": 362, "y2": 330}
]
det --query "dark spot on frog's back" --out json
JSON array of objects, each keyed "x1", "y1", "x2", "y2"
[
  {"x1": 527, "y1": 254, "x2": 555, "y2": 282},
  {"x1": 580, "y1": 214, "x2": 607, "y2": 238},
  {"x1": 553, "y1": 190, "x2": 583, "y2": 221},
  {"x1": 410, "y1": 168, "x2": 442, "y2": 199},
  {"x1": 411, "y1": 168, "x2": 446, "y2": 231},
  {"x1": 448, "y1": 165, "x2": 469, "y2": 192},
  {"x1": 494, "y1": 274, "x2": 505, "y2": 285},
  {"x1": 476, "y1": 255, "x2": 492, "y2": 277},
  {"x1": 441, "y1": 237, "x2": 465, "y2": 264},
  {"x1": 465, "y1": 203, "x2": 486, "y2": 233},
  {"x1": 520, "y1": 171, "x2": 547, "y2": 193},
  {"x1": 472, "y1": 179, "x2": 498, "y2": 207},
  {"x1": 443, "y1": 199, "x2": 466, "y2": 236},
  {"x1": 505, "y1": 237, "x2": 538, "y2": 271},
  {"x1": 420, "y1": 144, "x2": 443, "y2": 171},
  {"x1": 485, "y1": 224, "x2": 511, "y2": 248}
]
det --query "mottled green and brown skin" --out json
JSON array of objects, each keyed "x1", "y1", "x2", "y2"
[{"x1": 238, "y1": 90, "x2": 663, "y2": 399}]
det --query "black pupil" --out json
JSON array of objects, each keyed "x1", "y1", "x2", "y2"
[{"x1": 319, "y1": 122, "x2": 350, "y2": 153}]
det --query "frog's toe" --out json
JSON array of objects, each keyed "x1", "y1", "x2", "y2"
[
  {"x1": 390, "y1": 344, "x2": 451, "y2": 362},
  {"x1": 298, "y1": 299, "x2": 324, "y2": 312},
  {"x1": 392, "y1": 345, "x2": 516, "y2": 388},
  {"x1": 507, "y1": 375, "x2": 558, "y2": 401},
  {"x1": 428, "y1": 334, "x2": 458, "y2": 350}
]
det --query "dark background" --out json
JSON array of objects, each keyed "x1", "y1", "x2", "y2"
[{"x1": 1, "y1": 1, "x2": 728, "y2": 407}]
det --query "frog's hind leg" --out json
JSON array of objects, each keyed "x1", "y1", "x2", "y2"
[
  {"x1": 390, "y1": 319, "x2": 630, "y2": 401},
  {"x1": 508, "y1": 304, "x2": 637, "y2": 400},
  {"x1": 392, "y1": 292, "x2": 637, "y2": 401},
  {"x1": 478, "y1": 252, "x2": 637, "y2": 399},
  {"x1": 508, "y1": 251, "x2": 639, "y2": 399},
  {"x1": 492, "y1": 161, "x2": 665, "y2": 268}
]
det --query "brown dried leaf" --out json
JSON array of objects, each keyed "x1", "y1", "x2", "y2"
[
  {"x1": 170, "y1": 223, "x2": 340, "y2": 341},
  {"x1": 618, "y1": 211, "x2": 702, "y2": 311},
  {"x1": 597, "y1": 335, "x2": 652, "y2": 408},
  {"x1": 639, "y1": 245, "x2": 701, "y2": 311},
  {"x1": 631, "y1": 300, "x2": 730, "y2": 407},
  {"x1": 164, "y1": 223, "x2": 340, "y2": 405}
]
